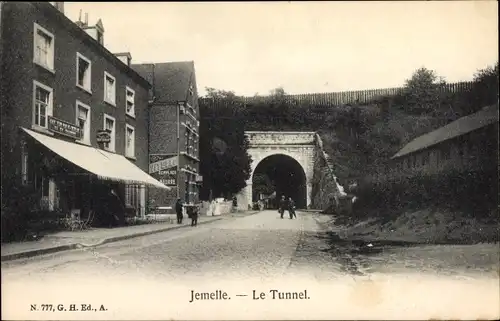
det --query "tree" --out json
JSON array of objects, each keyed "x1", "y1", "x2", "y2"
[
  {"x1": 199, "y1": 88, "x2": 252, "y2": 200},
  {"x1": 269, "y1": 86, "x2": 286, "y2": 98},
  {"x1": 205, "y1": 87, "x2": 238, "y2": 100},
  {"x1": 403, "y1": 67, "x2": 446, "y2": 114},
  {"x1": 470, "y1": 62, "x2": 499, "y2": 110},
  {"x1": 252, "y1": 173, "x2": 274, "y2": 197}
]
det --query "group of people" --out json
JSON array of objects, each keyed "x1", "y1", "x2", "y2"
[
  {"x1": 175, "y1": 198, "x2": 199, "y2": 226},
  {"x1": 278, "y1": 195, "x2": 297, "y2": 219}
]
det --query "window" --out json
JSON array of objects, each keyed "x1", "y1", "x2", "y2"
[
  {"x1": 33, "y1": 23, "x2": 55, "y2": 71},
  {"x1": 33, "y1": 81, "x2": 53, "y2": 128},
  {"x1": 125, "y1": 185, "x2": 146, "y2": 216},
  {"x1": 422, "y1": 151, "x2": 430, "y2": 166},
  {"x1": 76, "y1": 53, "x2": 92, "y2": 93},
  {"x1": 441, "y1": 146, "x2": 450, "y2": 160},
  {"x1": 104, "y1": 72, "x2": 116, "y2": 105},
  {"x1": 185, "y1": 132, "x2": 194, "y2": 155},
  {"x1": 125, "y1": 87, "x2": 135, "y2": 117},
  {"x1": 35, "y1": 173, "x2": 50, "y2": 198},
  {"x1": 35, "y1": 172, "x2": 55, "y2": 211},
  {"x1": 97, "y1": 31, "x2": 103, "y2": 45},
  {"x1": 125, "y1": 185, "x2": 137, "y2": 215},
  {"x1": 125, "y1": 124, "x2": 135, "y2": 158},
  {"x1": 103, "y1": 114, "x2": 116, "y2": 152},
  {"x1": 76, "y1": 101, "x2": 91, "y2": 144}
]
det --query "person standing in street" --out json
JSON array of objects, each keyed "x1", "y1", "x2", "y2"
[
  {"x1": 288, "y1": 197, "x2": 296, "y2": 219},
  {"x1": 278, "y1": 195, "x2": 287, "y2": 219},
  {"x1": 190, "y1": 205, "x2": 199, "y2": 227},
  {"x1": 175, "y1": 198, "x2": 183, "y2": 224}
]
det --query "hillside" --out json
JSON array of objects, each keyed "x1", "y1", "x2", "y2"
[
  {"x1": 200, "y1": 64, "x2": 498, "y2": 185},
  {"x1": 201, "y1": 100, "x2": 473, "y2": 185},
  {"x1": 317, "y1": 105, "x2": 447, "y2": 181}
]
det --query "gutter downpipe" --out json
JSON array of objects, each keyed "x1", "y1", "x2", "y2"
[{"x1": 177, "y1": 101, "x2": 180, "y2": 200}]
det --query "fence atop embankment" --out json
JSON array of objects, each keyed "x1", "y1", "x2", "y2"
[{"x1": 199, "y1": 81, "x2": 474, "y2": 108}]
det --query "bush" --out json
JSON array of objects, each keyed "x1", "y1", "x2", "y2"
[
  {"x1": 352, "y1": 170, "x2": 499, "y2": 223},
  {"x1": 1, "y1": 181, "x2": 42, "y2": 243}
]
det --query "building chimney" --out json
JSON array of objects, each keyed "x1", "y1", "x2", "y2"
[
  {"x1": 75, "y1": 9, "x2": 85, "y2": 28},
  {"x1": 114, "y1": 52, "x2": 132, "y2": 67}
]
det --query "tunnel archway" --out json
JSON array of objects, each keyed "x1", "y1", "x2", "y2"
[{"x1": 252, "y1": 154, "x2": 307, "y2": 209}]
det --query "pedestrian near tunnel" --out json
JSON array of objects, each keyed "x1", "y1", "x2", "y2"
[
  {"x1": 189, "y1": 205, "x2": 199, "y2": 227},
  {"x1": 278, "y1": 195, "x2": 287, "y2": 219},
  {"x1": 288, "y1": 197, "x2": 296, "y2": 219},
  {"x1": 175, "y1": 198, "x2": 183, "y2": 224}
]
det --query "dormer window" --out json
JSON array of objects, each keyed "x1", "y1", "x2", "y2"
[
  {"x1": 82, "y1": 18, "x2": 105, "y2": 45},
  {"x1": 97, "y1": 31, "x2": 103, "y2": 45},
  {"x1": 95, "y1": 19, "x2": 105, "y2": 45}
]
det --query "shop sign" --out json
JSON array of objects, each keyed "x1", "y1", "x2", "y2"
[
  {"x1": 195, "y1": 174, "x2": 203, "y2": 183},
  {"x1": 96, "y1": 129, "x2": 111, "y2": 143},
  {"x1": 149, "y1": 154, "x2": 178, "y2": 186},
  {"x1": 48, "y1": 116, "x2": 82, "y2": 139},
  {"x1": 149, "y1": 155, "x2": 178, "y2": 173}
]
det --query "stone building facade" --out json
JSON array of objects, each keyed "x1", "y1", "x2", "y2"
[
  {"x1": 0, "y1": 2, "x2": 167, "y2": 222},
  {"x1": 132, "y1": 61, "x2": 201, "y2": 212}
]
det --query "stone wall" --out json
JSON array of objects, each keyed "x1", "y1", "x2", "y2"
[
  {"x1": 239, "y1": 131, "x2": 316, "y2": 210},
  {"x1": 238, "y1": 131, "x2": 348, "y2": 212},
  {"x1": 310, "y1": 133, "x2": 346, "y2": 212},
  {"x1": 246, "y1": 131, "x2": 316, "y2": 146},
  {"x1": 200, "y1": 200, "x2": 233, "y2": 216},
  {"x1": 310, "y1": 154, "x2": 336, "y2": 210}
]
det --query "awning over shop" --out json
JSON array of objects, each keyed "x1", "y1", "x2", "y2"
[{"x1": 22, "y1": 127, "x2": 170, "y2": 190}]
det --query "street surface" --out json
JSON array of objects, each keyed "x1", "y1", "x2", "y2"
[{"x1": 2, "y1": 211, "x2": 499, "y2": 320}]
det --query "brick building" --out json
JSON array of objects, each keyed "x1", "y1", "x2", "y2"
[
  {"x1": 0, "y1": 2, "x2": 168, "y2": 224},
  {"x1": 132, "y1": 61, "x2": 201, "y2": 212}
]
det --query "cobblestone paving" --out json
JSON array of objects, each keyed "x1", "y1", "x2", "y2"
[
  {"x1": 3, "y1": 211, "x2": 499, "y2": 320},
  {"x1": 1, "y1": 211, "x2": 308, "y2": 281},
  {"x1": 2, "y1": 211, "x2": 499, "y2": 282}
]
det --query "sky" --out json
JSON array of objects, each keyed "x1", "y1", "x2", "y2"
[{"x1": 64, "y1": 1, "x2": 498, "y2": 97}]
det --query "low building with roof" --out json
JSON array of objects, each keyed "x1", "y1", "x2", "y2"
[{"x1": 382, "y1": 104, "x2": 498, "y2": 182}]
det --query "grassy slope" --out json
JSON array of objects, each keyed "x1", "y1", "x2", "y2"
[
  {"x1": 317, "y1": 104, "x2": 499, "y2": 244},
  {"x1": 318, "y1": 104, "x2": 444, "y2": 182}
]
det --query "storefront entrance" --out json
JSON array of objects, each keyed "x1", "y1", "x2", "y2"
[{"x1": 20, "y1": 127, "x2": 165, "y2": 228}]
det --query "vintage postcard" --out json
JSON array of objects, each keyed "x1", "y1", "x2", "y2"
[{"x1": 1, "y1": 1, "x2": 499, "y2": 320}]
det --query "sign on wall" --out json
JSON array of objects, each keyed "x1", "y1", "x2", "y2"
[
  {"x1": 149, "y1": 154, "x2": 178, "y2": 186},
  {"x1": 96, "y1": 129, "x2": 111, "y2": 143},
  {"x1": 48, "y1": 116, "x2": 82, "y2": 140}
]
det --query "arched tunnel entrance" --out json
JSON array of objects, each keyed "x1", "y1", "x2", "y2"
[{"x1": 252, "y1": 154, "x2": 307, "y2": 209}]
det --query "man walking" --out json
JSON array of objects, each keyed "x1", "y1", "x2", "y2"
[
  {"x1": 175, "y1": 198, "x2": 183, "y2": 224},
  {"x1": 288, "y1": 197, "x2": 296, "y2": 219},
  {"x1": 190, "y1": 205, "x2": 199, "y2": 227},
  {"x1": 278, "y1": 195, "x2": 287, "y2": 219}
]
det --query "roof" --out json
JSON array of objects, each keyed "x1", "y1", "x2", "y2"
[
  {"x1": 31, "y1": 2, "x2": 150, "y2": 89},
  {"x1": 392, "y1": 105, "x2": 499, "y2": 159},
  {"x1": 132, "y1": 61, "x2": 195, "y2": 104},
  {"x1": 114, "y1": 52, "x2": 132, "y2": 59}
]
